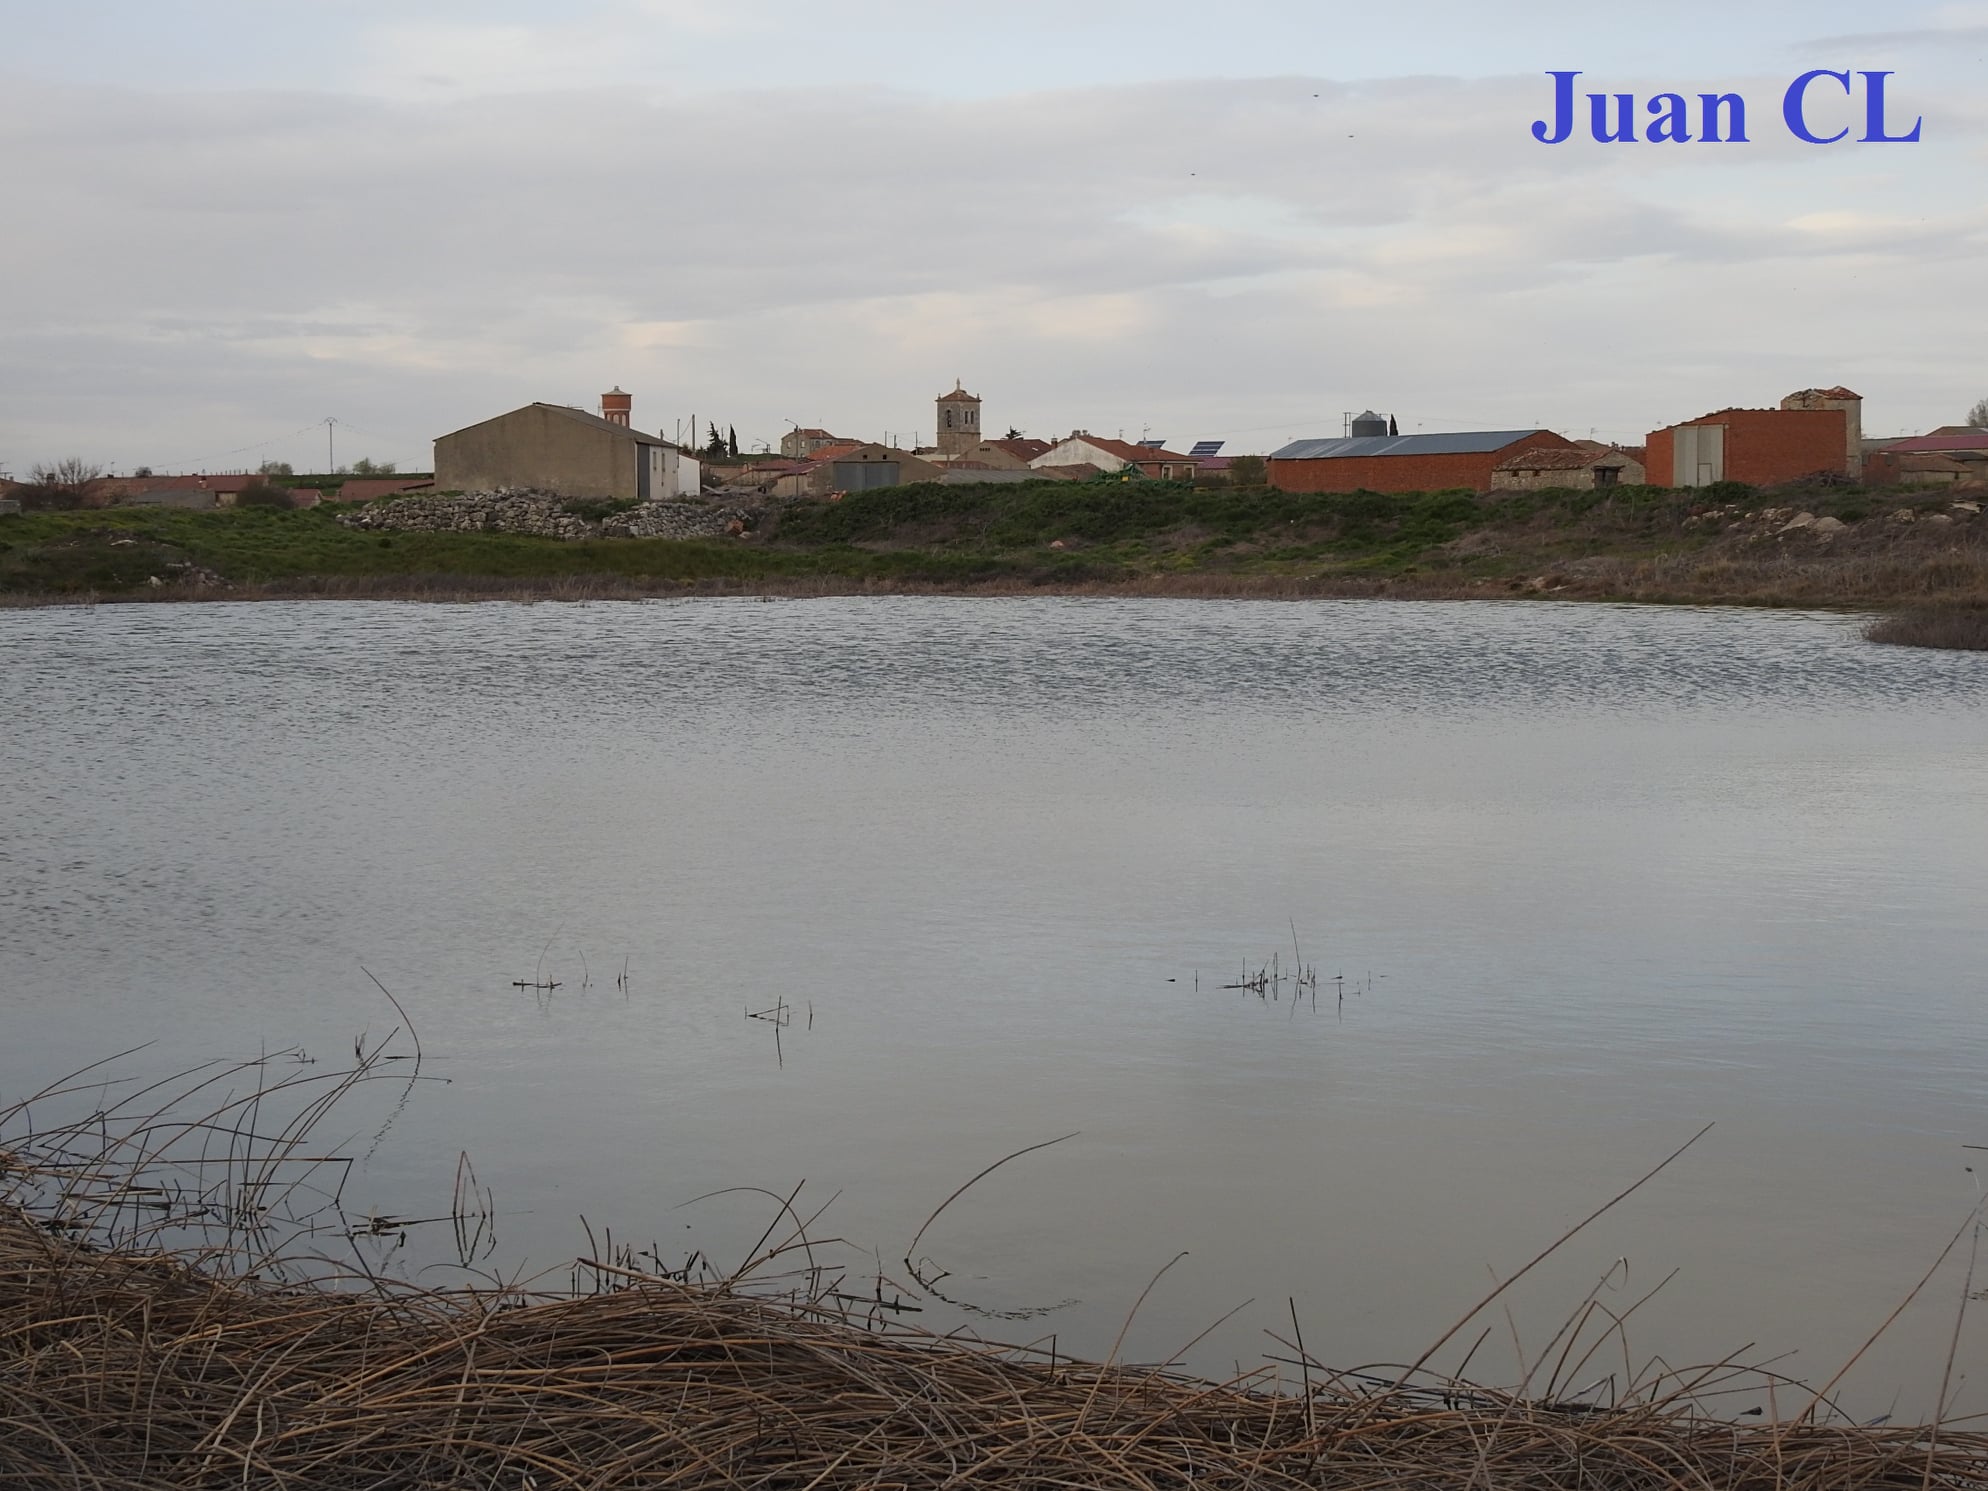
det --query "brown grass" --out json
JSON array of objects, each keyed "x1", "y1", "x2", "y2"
[
  {"x1": 4, "y1": 1046, "x2": 1986, "y2": 1490},
  {"x1": 7, "y1": 1217, "x2": 1987, "y2": 1491},
  {"x1": 1865, "y1": 605, "x2": 1988, "y2": 651},
  {"x1": 0, "y1": 573, "x2": 1499, "y2": 607}
]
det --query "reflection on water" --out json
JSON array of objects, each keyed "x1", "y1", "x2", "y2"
[{"x1": 3, "y1": 596, "x2": 1987, "y2": 1415}]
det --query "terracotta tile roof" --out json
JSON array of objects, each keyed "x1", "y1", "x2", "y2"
[
  {"x1": 989, "y1": 438, "x2": 1050, "y2": 460},
  {"x1": 804, "y1": 442, "x2": 865, "y2": 465},
  {"x1": 1881, "y1": 434, "x2": 1988, "y2": 453},
  {"x1": 1494, "y1": 447, "x2": 1627, "y2": 471},
  {"x1": 1056, "y1": 435, "x2": 1193, "y2": 464},
  {"x1": 936, "y1": 386, "x2": 979, "y2": 403},
  {"x1": 1895, "y1": 453, "x2": 1973, "y2": 473}
]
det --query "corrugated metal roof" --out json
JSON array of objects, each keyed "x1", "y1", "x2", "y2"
[{"x1": 1269, "y1": 430, "x2": 1551, "y2": 460}]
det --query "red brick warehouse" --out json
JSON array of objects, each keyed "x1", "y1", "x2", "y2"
[
  {"x1": 1645, "y1": 388, "x2": 1862, "y2": 487},
  {"x1": 1267, "y1": 427, "x2": 1577, "y2": 494}
]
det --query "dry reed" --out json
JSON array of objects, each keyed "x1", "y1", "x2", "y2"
[
  {"x1": 8, "y1": 1215, "x2": 1988, "y2": 1491},
  {"x1": 4, "y1": 1047, "x2": 1985, "y2": 1490},
  {"x1": 1865, "y1": 604, "x2": 1988, "y2": 651}
]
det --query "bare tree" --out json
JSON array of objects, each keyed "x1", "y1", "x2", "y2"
[
  {"x1": 1967, "y1": 397, "x2": 1988, "y2": 430},
  {"x1": 29, "y1": 458, "x2": 105, "y2": 488}
]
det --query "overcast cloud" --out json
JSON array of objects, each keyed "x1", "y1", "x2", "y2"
[{"x1": 2, "y1": 1, "x2": 1984, "y2": 472}]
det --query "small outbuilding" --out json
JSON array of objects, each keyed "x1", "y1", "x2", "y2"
[{"x1": 1490, "y1": 446, "x2": 1646, "y2": 490}]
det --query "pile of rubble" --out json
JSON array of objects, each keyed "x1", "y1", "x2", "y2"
[
  {"x1": 1684, "y1": 504, "x2": 1851, "y2": 540},
  {"x1": 334, "y1": 489, "x2": 754, "y2": 541},
  {"x1": 1683, "y1": 499, "x2": 1982, "y2": 545},
  {"x1": 602, "y1": 503, "x2": 754, "y2": 540}
]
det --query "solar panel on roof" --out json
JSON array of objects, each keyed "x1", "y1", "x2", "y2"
[
  {"x1": 1136, "y1": 438, "x2": 1167, "y2": 448},
  {"x1": 1189, "y1": 440, "x2": 1225, "y2": 457}
]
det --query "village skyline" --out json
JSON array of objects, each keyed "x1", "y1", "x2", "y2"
[{"x1": 3, "y1": 1, "x2": 1985, "y2": 474}]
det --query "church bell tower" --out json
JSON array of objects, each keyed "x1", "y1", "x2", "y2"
[{"x1": 935, "y1": 380, "x2": 982, "y2": 457}]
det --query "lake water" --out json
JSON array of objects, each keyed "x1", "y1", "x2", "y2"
[{"x1": 4, "y1": 596, "x2": 1986, "y2": 1418}]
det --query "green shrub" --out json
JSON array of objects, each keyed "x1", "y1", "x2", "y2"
[{"x1": 234, "y1": 480, "x2": 294, "y2": 510}]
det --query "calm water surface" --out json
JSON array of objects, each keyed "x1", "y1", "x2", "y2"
[{"x1": 4, "y1": 596, "x2": 1986, "y2": 1415}]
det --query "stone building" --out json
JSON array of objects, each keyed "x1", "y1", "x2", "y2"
[
  {"x1": 779, "y1": 427, "x2": 844, "y2": 459},
  {"x1": 935, "y1": 382, "x2": 982, "y2": 457},
  {"x1": 1779, "y1": 387, "x2": 1862, "y2": 478},
  {"x1": 1491, "y1": 446, "x2": 1646, "y2": 490},
  {"x1": 434, "y1": 394, "x2": 699, "y2": 500}
]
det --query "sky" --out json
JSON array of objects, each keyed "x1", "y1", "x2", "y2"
[{"x1": 2, "y1": 0, "x2": 1985, "y2": 473}]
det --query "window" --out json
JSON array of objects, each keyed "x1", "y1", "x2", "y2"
[{"x1": 1595, "y1": 465, "x2": 1619, "y2": 486}]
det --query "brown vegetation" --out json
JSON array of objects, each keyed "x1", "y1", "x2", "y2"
[
  {"x1": 8, "y1": 1217, "x2": 1988, "y2": 1491},
  {"x1": 4, "y1": 1041, "x2": 1986, "y2": 1491},
  {"x1": 1865, "y1": 604, "x2": 1988, "y2": 651}
]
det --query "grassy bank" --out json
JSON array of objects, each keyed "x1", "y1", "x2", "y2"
[{"x1": 4, "y1": 480, "x2": 1988, "y2": 628}]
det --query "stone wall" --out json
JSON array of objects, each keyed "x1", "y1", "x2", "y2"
[{"x1": 334, "y1": 489, "x2": 756, "y2": 541}]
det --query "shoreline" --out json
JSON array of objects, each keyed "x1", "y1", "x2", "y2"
[
  {"x1": 8, "y1": 483, "x2": 1988, "y2": 641},
  {"x1": 7, "y1": 1215, "x2": 1984, "y2": 1490},
  {"x1": 0, "y1": 569, "x2": 1900, "y2": 611}
]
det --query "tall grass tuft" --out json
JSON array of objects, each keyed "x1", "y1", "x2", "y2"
[{"x1": 1866, "y1": 604, "x2": 1988, "y2": 651}]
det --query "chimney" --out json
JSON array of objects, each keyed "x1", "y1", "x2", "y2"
[{"x1": 601, "y1": 387, "x2": 632, "y2": 427}]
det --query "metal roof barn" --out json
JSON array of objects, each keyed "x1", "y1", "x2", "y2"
[{"x1": 1270, "y1": 431, "x2": 1553, "y2": 460}]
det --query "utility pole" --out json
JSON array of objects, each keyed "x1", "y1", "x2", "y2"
[{"x1": 322, "y1": 416, "x2": 339, "y2": 474}]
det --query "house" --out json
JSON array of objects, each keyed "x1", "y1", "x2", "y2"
[
  {"x1": 775, "y1": 443, "x2": 946, "y2": 497},
  {"x1": 988, "y1": 437, "x2": 1051, "y2": 464},
  {"x1": 1029, "y1": 433, "x2": 1200, "y2": 481},
  {"x1": 1865, "y1": 431, "x2": 1988, "y2": 486},
  {"x1": 938, "y1": 438, "x2": 1050, "y2": 471},
  {"x1": 779, "y1": 427, "x2": 844, "y2": 459},
  {"x1": 1646, "y1": 388, "x2": 1862, "y2": 487},
  {"x1": 817, "y1": 442, "x2": 944, "y2": 491},
  {"x1": 433, "y1": 392, "x2": 700, "y2": 500},
  {"x1": 1267, "y1": 429, "x2": 1575, "y2": 494},
  {"x1": 1865, "y1": 452, "x2": 1977, "y2": 487},
  {"x1": 1491, "y1": 446, "x2": 1646, "y2": 491}
]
